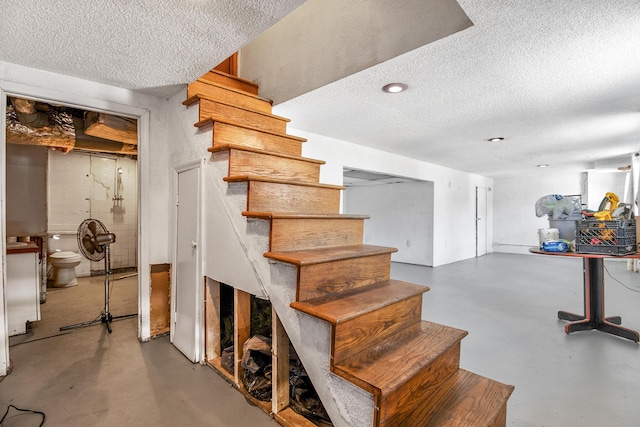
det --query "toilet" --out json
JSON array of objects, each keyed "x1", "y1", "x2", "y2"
[{"x1": 48, "y1": 234, "x2": 83, "y2": 288}]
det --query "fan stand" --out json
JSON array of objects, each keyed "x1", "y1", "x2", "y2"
[{"x1": 59, "y1": 242, "x2": 136, "y2": 333}]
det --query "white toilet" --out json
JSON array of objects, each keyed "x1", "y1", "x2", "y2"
[{"x1": 48, "y1": 234, "x2": 83, "y2": 288}]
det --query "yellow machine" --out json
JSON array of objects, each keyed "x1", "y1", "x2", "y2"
[{"x1": 593, "y1": 192, "x2": 619, "y2": 221}]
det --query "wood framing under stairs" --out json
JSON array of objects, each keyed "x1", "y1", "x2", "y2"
[{"x1": 187, "y1": 70, "x2": 514, "y2": 426}]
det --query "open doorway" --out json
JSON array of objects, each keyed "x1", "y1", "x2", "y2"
[
  {"x1": 5, "y1": 97, "x2": 139, "y2": 344},
  {"x1": 342, "y1": 168, "x2": 435, "y2": 267}
]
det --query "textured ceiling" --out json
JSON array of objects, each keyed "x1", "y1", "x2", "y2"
[
  {"x1": 0, "y1": 0, "x2": 306, "y2": 96},
  {"x1": 2, "y1": 0, "x2": 639, "y2": 178},
  {"x1": 274, "y1": 0, "x2": 640, "y2": 178}
]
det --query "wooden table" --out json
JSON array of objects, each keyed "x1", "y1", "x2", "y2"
[{"x1": 530, "y1": 248, "x2": 640, "y2": 342}]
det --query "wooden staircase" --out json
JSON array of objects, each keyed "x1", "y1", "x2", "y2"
[{"x1": 183, "y1": 70, "x2": 514, "y2": 426}]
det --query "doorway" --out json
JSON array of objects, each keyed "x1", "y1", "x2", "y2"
[
  {"x1": 172, "y1": 162, "x2": 203, "y2": 362},
  {"x1": 476, "y1": 186, "x2": 488, "y2": 257},
  {"x1": 1, "y1": 86, "x2": 149, "y2": 375},
  {"x1": 343, "y1": 168, "x2": 434, "y2": 266}
]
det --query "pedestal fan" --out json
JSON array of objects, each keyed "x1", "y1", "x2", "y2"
[{"x1": 59, "y1": 218, "x2": 136, "y2": 333}]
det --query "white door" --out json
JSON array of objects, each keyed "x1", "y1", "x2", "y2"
[
  {"x1": 173, "y1": 165, "x2": 201, "y2": 361},
  {"x1": 476, "y1": 186, "x2": 488, "y2": 257}
]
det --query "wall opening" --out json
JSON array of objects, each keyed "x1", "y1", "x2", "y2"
[{"x1": 343, "y1": 168, "x2": 435, "y2": 266}]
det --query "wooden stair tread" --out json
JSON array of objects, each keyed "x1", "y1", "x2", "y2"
[
  {"x1": 291, "y1": 280, "x2": 428, "y2": 325},
  {"x1": 193, "y1": 78, "x2": 273, "y2": 104},
  {"x1": 209, "y1": 143, "x2": 325, "y2": 164},
  {"x1": 195, "y1": 117, "x2": 307, "y2": 142},
  {"x1": 183, "y1": 93, "x2": 290, "y2": 122},
  {"x1": 243, "y1": 211, "x2": 370, "y2": 220},
  {"x1": 335, "y1": 321, "x2": 468, "y2": 395},
  {"x1": 265, "y1": 244, "x2": 398, "y2": 266},
  {"x1": 201, "y1": 69, "x2": 258, "y2": 88},
  {"x1": 397, "y1": 368, "x2": 514, "y2": 427},
  {"x1": 223, "y1": 174, "x2": 345, "y2": 190}
]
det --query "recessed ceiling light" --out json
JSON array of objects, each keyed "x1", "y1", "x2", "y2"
[
  {"x1": 537, "y1": 164, "x2": 549, "y2": 168},
  {"x1": 487, "y1": 137, "x2": 504, "y2": 142},
  {"x1": 382, "y1": 83, "x2": 408, "y2": 93}
]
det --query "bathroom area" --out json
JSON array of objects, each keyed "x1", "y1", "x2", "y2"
[{"x1": 5, "y1": 142, "x2": 138, "y2": 336}]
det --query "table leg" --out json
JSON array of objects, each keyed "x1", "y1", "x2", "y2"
[{"x1": 558, "y1": 258, "x2": 639, "y2": 342}]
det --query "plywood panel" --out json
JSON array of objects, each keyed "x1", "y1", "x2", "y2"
[
  {"x1": 234, "y1": 289, "x2": 251, "y2": 386},
  {"x1": 272, "y1": 307, "x2": 290, "y2": 414},
  {"x1": 205, "y1": 278, "x2": 221, "y2": 362},
  {"x1": 150, "y1": 263, "x2": 171, "y2": 336}
]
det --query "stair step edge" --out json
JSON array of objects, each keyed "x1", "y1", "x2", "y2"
[
  {"x1": 243, "y1": 211, "x2": 370, "y2": 220},
  {"x1": 387, "y1": 368, "x2": 514, "y2": 427},
  {"x1": 183, "y1": 94, "x2": 290, "y2": 122},
  {"x1": 290, "y1": 280, "x2": 429, "y2": 325},
  {"x1": 334, "y1": 321, "x2": 468, "y2": 395},
  {"x1": 209, "y1": 144, "x2": 325, "y2": 164},
  {"x1": 197, "y1": 117, "x2": 307, "y2": 142},
  {"x1": 265, "y1": 244, "x2": 398, "y2": 266},
  {"x1": 205, "y1": 70, "x2": 260, "y2": 89},
  {"x1": 193, "y1": 78, "x2": 273, "y2": 104},
  {"x1": 224, "y1": 174, "x2": 345, "y2": 190}
]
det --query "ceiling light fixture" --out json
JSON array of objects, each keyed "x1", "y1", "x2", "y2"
[
  {"x1": 537, "y1": 164, "x2": 549, "y2": 168},
  {"x1": 487, "y1": 137, "x2": 504, "y2": 142},
  {"x1": 382, "y1": 83, "x2": 408, "y2": 93}
]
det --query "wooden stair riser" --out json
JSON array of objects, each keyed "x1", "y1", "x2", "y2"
[
  {"x1": 223, "y1": 149, "x2": 321, "y2": 184},
  {"x1": 333, "y1": 295, "x2": 423, "y2": 364},
  {"x1": 201, "y1": 71, "x2": 259, "y2": 95},
  {"x1": 297, "y1": 253, "x2": 392, "y2": 301},
  {"x1": 379, "y1": 343, "x2": 462, "y2": 426},
  {"x1": 199, "y1": 98, "x2": 288, "y2": 133},
  {"x1": 246, "y1": 181, "x2": 341, "y2": 214},
  {"x1": 270, "y1": 217, "x2": 364, "y2": 252},
  {"x1": 188, "y1": 80, "x2": 272, "y2": 113},
  {"x1": 212, "y1": 121, "x2": 303, "y2": 157}
]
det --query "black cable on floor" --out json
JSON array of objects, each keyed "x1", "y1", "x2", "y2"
[
  {"x1": 9, "y1": 331, "x2": 76, "y2": 348},
  {"x1": 0, "y1": 404, "x2": 45, "y2": 426},
  {"x1": 604, "y1": 263, "x2": 640, "y2": 293}
]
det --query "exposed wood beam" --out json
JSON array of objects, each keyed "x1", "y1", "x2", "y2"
[{"x1": 84, "y1": 112, "x2": 138, "y2": 145}]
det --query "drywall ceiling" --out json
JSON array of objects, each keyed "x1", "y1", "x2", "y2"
[
  {"x1": 273, "y1": 0, "x2": 640, "y2": 178},
  {"x1": 0, "y1": 0, "x2": 307, "y2": 96},
  {"x1": 239, "y1": 0, "x2": 472, "y2": 105}
]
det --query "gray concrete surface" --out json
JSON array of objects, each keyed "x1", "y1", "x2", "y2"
[
  {"x1": 3, "y1": 253, "x2": 640, "y2": 427},
  {"x1": 392, "y1": 253, "x2": 640, "y2": 427},
  {"x1": 1, "y1": 273, "x2": 277, "y2": 427}
]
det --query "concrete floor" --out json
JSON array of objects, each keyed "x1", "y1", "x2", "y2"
[
  {"x1": 1, "y1": 273, "x2": 277, "y2": 427},
  {"x1": 392, "y1": 253, "x2": 640, "y2": 427},
  {"x1": 1, "y1": 253, "x2": 639, "y2": 426}
]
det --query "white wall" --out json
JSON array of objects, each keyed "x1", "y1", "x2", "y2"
[
  {"x1": 344, "y1": 181, "x2": 434, "y2": 266},
  {"x1": 492, "y1": 171, "x2": 585, "y2": 254},
  {"x1": 289, "y1": 127, "x2": 494, "y2": 267},
  {"x1": 5, "y1": 144, "x2": 47, "y2": 236},
  {"x1": 493, "y1": 170, "x2": 631, "y2": 255},
  {"x1": 586, "y1": 170, "x2": 629, "y2": 210}
]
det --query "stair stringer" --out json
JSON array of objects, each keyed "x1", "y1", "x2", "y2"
[
  {"x1": 170, "y1": 92, "x2": 269, "y2": 303},
  {"x1": 206, "y1": 153, "x2": 376, "y2": 427},
  {"x1": 267, "y1": 260, "x2": 375, "y2": 427}
]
